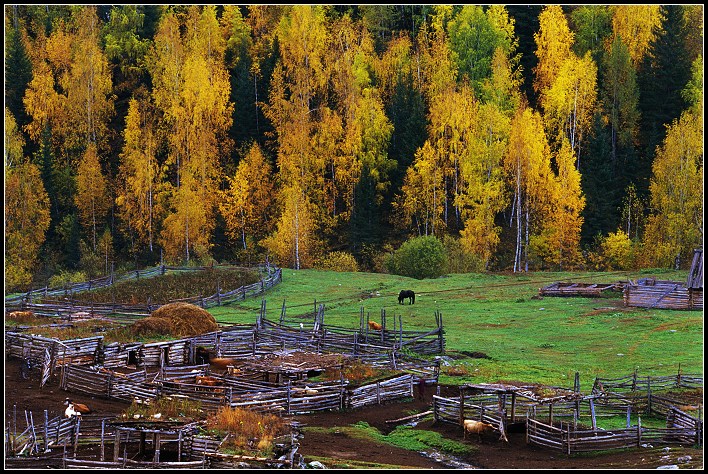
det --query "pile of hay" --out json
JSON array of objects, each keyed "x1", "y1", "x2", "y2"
[{"x1": 131, "y1": 302, "x2": 218, "y2": 338}]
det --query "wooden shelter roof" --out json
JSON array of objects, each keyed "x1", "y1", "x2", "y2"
[{"x1": 238, "y1": 350, "x2": 347, "y2": 374}]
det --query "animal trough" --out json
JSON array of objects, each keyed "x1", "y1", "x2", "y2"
[{"x1": 539, "y1": 282, "x2": 620, "y2": 297}]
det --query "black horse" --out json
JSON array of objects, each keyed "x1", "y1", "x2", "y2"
[{"x1": 398, "y1": 290, "x2": 415, "y2": 305}]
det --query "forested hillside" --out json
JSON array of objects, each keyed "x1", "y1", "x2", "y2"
[{"x1": 4, "y1": 5, "x2": 703, "y2": 291}]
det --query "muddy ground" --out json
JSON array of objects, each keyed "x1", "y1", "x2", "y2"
[{"x1": 4, "y1": 358, "x2": 703, "y2": 469}]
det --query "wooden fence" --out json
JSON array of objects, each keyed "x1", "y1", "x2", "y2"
[
  {"x1": 527, "y1": 416, "x2": 702, "y2": 454},
  {"x1": 348, "y1": 374, "x2": 414, "y2": 409},
  {"x1": 58, "y1": 361, "x2": 422, "y2": 419},
  {"x1": 592, "y1": 369, "x2": 703, "y2": 395},
  {"x1": 62, "y1": 365, "x2": 156, "y2": 403},
  {"x1": 5, "y1": 263, "x2": 282, "y2": 318}
]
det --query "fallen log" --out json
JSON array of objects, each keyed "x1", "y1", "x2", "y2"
[{"x1": 385, "y1": 410, "x2": 433, "y2": 424}]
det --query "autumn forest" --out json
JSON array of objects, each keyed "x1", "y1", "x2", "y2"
[{"x1": 4, "y1": 5, "x2": 704, "y2": 291}]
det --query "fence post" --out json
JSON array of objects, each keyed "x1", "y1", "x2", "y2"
[
  {"x1": 647, "y1": 377, "x2": 652, "y2": 414},
  {"x1": 589, "y1": 398, "x2": 597, "y2": 431},
  {"x1": 459, "y1": 389, "x2": 465, "y2": 427},
  {"x1": 44, "y1": 410, "x2": 49, "y2": 453},
  {"x1": 574, "y1": 372, "x2": 580, "y2": 392},
  {"x1": 399, "y1": 315, "x2": 403, "y2": 349},
  {"x1": 73, "y1": 418, "x2": 80, "y2": 458},
  {"x1": 381, "y1": 309, "x2": 385, "y2": 343},
  {"x1": 696, "y1": 417, "x2": 702, "y2": 446},
  {"x1": 632, "y1": 369, "x2": 637, "y2": 391},
  {"x1": 636, "y1": 416, "x2": 642, "y2": 447},
  {"x1": 677, "y1": 364, "x2": 682, "y2": 388},
  {"x1": 437, "y1": 311, "x2": 444, "y2": 353},
  {"x1": 101, "y1": 419, "x2": 105, "y2": 461}
]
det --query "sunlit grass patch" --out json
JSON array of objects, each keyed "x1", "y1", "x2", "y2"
[{"x1": 305, "y1": 422, "x2": 475, "y2": 457}]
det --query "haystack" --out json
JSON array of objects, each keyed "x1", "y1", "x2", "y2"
[{"x1": 131, "y1": 302, "x2": 218, "y2": 338}]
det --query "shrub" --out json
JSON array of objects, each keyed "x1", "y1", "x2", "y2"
[
  {"x1": 600, "y1": 230, "x2": 635, "y2": 270},
  {"x1": 386, "y1": 235, "x2": 447, "y2": 279},
  {"x1": 358, "y1": 243, "x2": 393, "y2": 274},
  {"x1": 315, "y1": 251, "x2": 359, "y2": 272},
  {"x1": 206, "y1": 407, "x2": 287, "y2": 454},
  {"x1": 48, "y1": 270, "x2": 88, "y2": 289},
  {"x1": 440, "y1": 235, "x2": 486, "y2": 273}
]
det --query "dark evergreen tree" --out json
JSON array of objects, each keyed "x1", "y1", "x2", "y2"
[
  {"x1": 382, "y1": 77, "x2": 427, "y2": 240},
  {"x1": 580, "y1": 114, "x2": 618, "y2": 246},
  {"x1": 506, "y1": 5, "x2": 542, "y2": 110},
  {"x1": 349, "y1": 163, "x2": 380, "y2": 256},
  {"x1": 229, "y1": 53, "x2": 275, "y2": 152},
  {"x1": 637, "y1": 5, "x2": 692, "y2": 196},
  {"x1": 5, "y1": 23, "x2": 33, "y2": 132}
]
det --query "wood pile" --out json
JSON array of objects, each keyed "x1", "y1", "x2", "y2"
[
  {"x1": 624, "y1": 278, "x2": 702, "y2": 310},
  {"x1": 539, "y1": 282, "x2": 620, "y2": 297}
]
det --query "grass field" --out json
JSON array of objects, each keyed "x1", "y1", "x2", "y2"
[{"x1": 208, "y1": 267, "x2": 703, "y2": 391}]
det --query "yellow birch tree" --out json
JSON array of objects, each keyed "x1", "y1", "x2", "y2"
[
  {"x1": 5, "y1": 108, "x2": 51, "y2": 290},
  {"x1": 542, "y1": 51, "x2": 598, "y2": 167},
  {"x1": 533, "y1": 5, "x2": 574, "y2": 97},
  {"x1": 611, "y1": 5, "x2": 663, "y2": 67},
  {"x1": 75, "y1": 143, "x2": 110, "y2": 251},
  {"x1": 504, "y1": 106, "x2": 555, "y2": 272},
  {"x1": 116, "y1": 96, "x2": 163, "y2": 253},
  {"x1": 643, "y1": 108, "x2": 703, "y2": 268},
  {"x1": 219, "y1": 142, "x2": 275, "y2": 250},
  {"x1": 151, "y1": 6, "x2": 233, "y2": 263},
  {"x1": 540, "y1": 138, "x2": 585, "y2": 269}
]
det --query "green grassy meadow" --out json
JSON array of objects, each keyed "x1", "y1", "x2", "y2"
[{"x1": 209, "y1": 267, "x2": 703, "y2": 391}]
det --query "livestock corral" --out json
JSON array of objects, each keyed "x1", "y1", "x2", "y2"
[
  {"x1": 5, "y1": 307, "x2": 704, "y2": 469},
  {"x1": 5, "y1": 302, "x2": 445, "y2": 468},
  {"x1": 4, "y1": 263, "x2": 704, "y2": 469}
]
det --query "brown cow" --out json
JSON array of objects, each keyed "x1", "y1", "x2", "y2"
[
  {"x1": 210, "y1": 357, "x2": 237, "y2": 370},
  {"x1": 368, "y1": 321, "x2": 382, "y2": 331},
  {"x1": 64, "y1": 398, "x2": 91, "y2": 418},
  {"x1": 195, "y1": 375, "x2": 221, "y2": 386},
  {"x1": 463, "y1": 420, "x2": 495, "y2": 442}
]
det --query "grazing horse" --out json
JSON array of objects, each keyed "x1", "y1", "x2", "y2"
[{"x1": 398, "y1": 290, "x2": 415, "y2": 305}]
